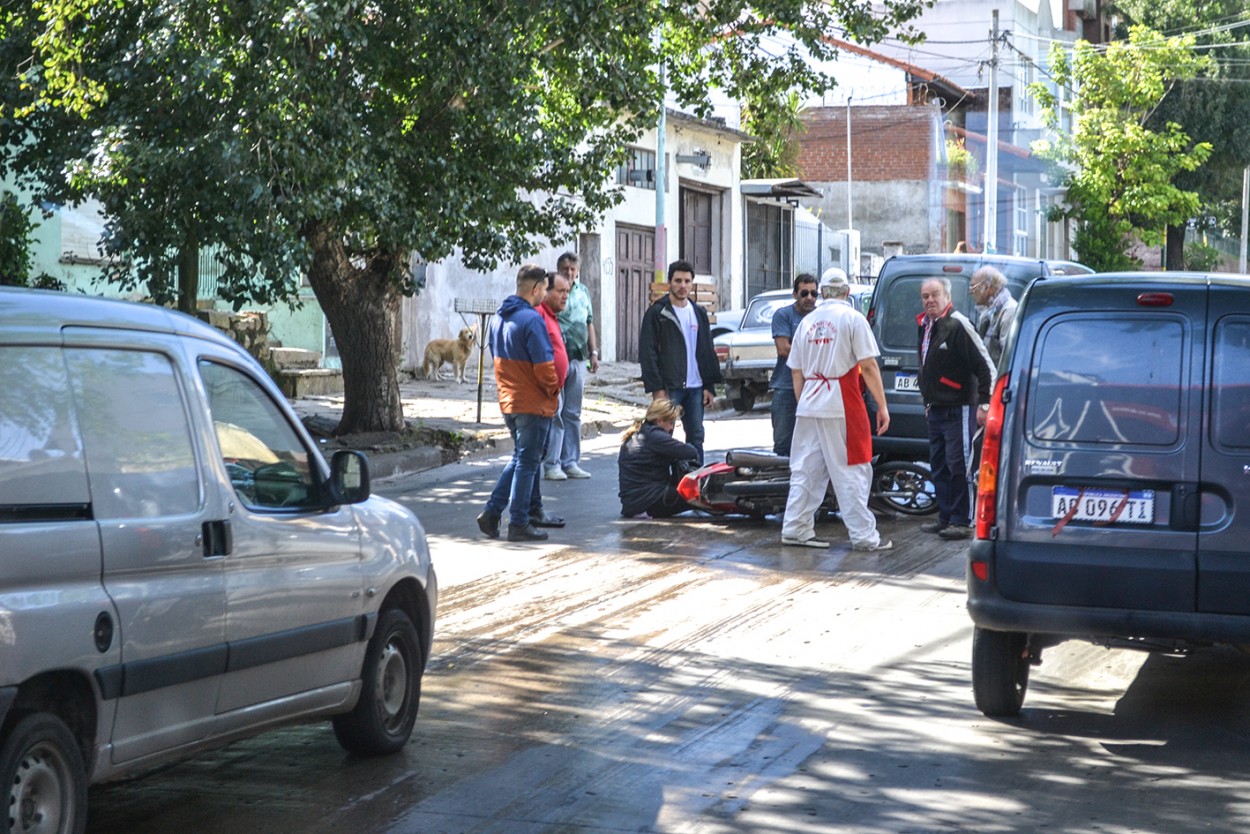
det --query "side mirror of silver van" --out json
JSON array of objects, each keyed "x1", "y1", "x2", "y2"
[{"x1": 327, "y1": 450, "x2": 371, "y2": 506}]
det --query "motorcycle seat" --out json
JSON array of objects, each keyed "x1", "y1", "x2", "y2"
[{"x1": 724, "y1": 449, "x2": 791, "y2": 469}]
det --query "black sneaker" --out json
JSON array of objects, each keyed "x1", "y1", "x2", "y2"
[
  {"x1": 921, "y1": 520, "x2": 948, "y2": 534},
  {"x1": 507, "y1": 523, "x2": 549, "y2": 542},
  {"x1": 530, "y1": 510, "x2": 566, "y2": 528},
  {"x1": 938, "y1": 524, "x2": 972, "y2": 540},
  {"x1": 476, "y1": 510, "x2": 500, "y2": 539}
]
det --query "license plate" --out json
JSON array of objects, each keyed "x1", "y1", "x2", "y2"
[
  {"x1": 1051, "y1": 487, "x2": 1155, "y2": 525},
  {"x1": 895, "y1": 372, "x2": 919, "y2": 392}
]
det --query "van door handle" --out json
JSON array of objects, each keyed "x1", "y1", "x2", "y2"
[
  {"x1": 1171, "y1": 484, "x2": 1200, "y2": 532},
  {"x1": 202, "y1": 519, "x2": 233, "y2": 557}
]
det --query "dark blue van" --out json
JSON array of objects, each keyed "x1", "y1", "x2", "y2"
[
  {"x1": 968, "y1": 272, "x2": 1250, "y2": 715},
  {"x1": 867, "y1": 254, "x2": 1091, "y2": 461}
]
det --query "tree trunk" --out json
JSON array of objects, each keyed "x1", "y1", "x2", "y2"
[
  {"x1": 303, "y1": 220, "x2": 405, "y2": 435},
  {"x1": 177, "y1": 231, "x2": 199, "y2": 314},
  {"x1": 1166, "y1": 224, "x2": 1186, "y2": 271}
]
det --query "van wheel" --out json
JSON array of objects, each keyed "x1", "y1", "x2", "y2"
[
  {"x1": 333, "y1": 608, "x2": 424, "y2": 755},
  {"x1": 870, "y1": 461, "x2": 937, "y2": 516},
  {"x1": 972, "y1": 627, "x2": 1029, "y2": 717},
  {"x1": 1, "y1": 712, "x2": 87, "y2": 834},
  {"x1": 730, "y1": 392, "x2": 755, "y2": 413}
]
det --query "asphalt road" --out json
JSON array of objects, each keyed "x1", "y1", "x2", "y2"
[{"x1": 86, "y1": 410, "x2": 1250, "y2": 833}]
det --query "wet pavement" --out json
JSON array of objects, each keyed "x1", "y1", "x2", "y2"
[{"x1": 84, "y1": 414, "x2": 1250, "y2": 834}]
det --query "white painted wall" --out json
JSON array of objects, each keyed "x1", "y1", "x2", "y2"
[{"x1": 404, "y1": 113, "x2": 746, "y2": 366}]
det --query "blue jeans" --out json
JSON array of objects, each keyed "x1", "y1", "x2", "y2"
[
  {"x1": 544, "y1": 360, "x2": 585, "y2": 470},
  {"x1": 666, "y1": 387, "x2": 706, "y2": 464},
  {"x1": 770, "y1": 386, "x2": 797, "y2": 456},
  {"x1": 927, "y1": 404, "x2": 977, "y2": 527},
  {"x1": 486, "y1": 412, "x2": 552, "y2": 528}
]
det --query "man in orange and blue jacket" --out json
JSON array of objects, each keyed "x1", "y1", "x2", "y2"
[{"x1": 477, "y1": 264, "x2": 562, "y2": 542}]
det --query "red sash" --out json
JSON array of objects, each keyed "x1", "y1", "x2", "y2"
[
  {"x1": 805, "y1": 368, "x2": 872, "y2": 465},
  {"x1": 839, "y1": 368, "x2": 872, "y2": 465}
]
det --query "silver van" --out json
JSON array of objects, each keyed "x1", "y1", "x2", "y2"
[
  {"x1": 968, "y1": 272, "x2": 1250, "y2": 716},
  {"x1": 0, "y1": 288, "x2": 437, "y2": 831}
]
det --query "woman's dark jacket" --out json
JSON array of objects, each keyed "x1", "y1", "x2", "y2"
[{"x1": 618, "y1": 422, "x2": 699, "y2": 516}]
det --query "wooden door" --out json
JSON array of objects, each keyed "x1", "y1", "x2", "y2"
[
  {"x1": 615, "y1": 224, "x2": 654, "y2": 363},
  {"x1": 680, "y1": 188, "x2": 713, "y2": 275}
]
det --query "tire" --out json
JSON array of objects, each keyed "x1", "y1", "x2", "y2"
[
  {"x1": 870, "y1": 461, "x2": 938, "y2": 516},
  {"x1": 1, "y1": 712, "x2": 87, "y2": 834},
  {"x1": 333, "y1": 608, "x2": 424, "y2": 755},
  {"x1": 972, "y1": 627, "x2": 1030, "y2": 717},
  {"x1": 730, "y1": 392, "x2": 756, "y2": 413}
]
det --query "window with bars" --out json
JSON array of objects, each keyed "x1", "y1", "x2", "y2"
[{"x1": 616, "y1": 148, "x2": 657, "y2": 191}]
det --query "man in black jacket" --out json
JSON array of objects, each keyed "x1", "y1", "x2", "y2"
[
  {"x1": 639, "y1": 260, "x2": 723, "y2": 463},
  {"x1": 917, "y1": 277, "x2": 994, "y2": 540}
]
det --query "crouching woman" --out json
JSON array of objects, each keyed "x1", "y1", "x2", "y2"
[{"x1": 618, "y1": 398, "x2": 699, "y2": 518}]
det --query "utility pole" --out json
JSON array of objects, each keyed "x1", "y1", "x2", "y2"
[
  {"x1": 1241, "y1": 165, "x2": 1248, "y2": 273},
  {"x1": 983, "y1": 9, "x2": 1000, "y2": 254},
  {"x1": 655, "y1": 78, "x2": 667, "y2": 285},
  {"x1": 846, "y1": 94, "x2": 854, "y2": 231}
]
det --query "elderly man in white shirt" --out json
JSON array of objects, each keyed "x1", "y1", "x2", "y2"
[{"x1": 780, "y1": 271, "x2": 893, "y2": 550}]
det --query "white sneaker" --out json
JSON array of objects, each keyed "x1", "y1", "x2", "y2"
[
  {"x1": 852, "y1": 539, "x2": 894, "y2": 552},
  {"x1": 543, "y1": 466, "x2": 568, "y2": 481},
  {"x1": 782, "y1": 536, "x2": 830, "y2": 549},
  {"x1": 563, "y1": 463, "x2": 592, "y2": 479}
]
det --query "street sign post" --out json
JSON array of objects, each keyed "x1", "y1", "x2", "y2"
[{"x1": 454, "y1": 297, "x2": 498, "y2": 423}]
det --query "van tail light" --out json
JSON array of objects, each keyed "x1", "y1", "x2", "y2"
[
  {"x1": 975, "y1": 373, "x2": 1009, "y2": 542},
  {"x1": 715, "y1": 344, "x2": 729, "y2": 363}
]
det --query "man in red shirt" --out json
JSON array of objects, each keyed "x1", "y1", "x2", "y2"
[{"x1": 540, "y1": 272, "x2": 571, "y2": 390}]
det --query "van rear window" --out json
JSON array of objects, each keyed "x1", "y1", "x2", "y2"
[
  {"x1": 878, "y1": 276, "x2": 972, "y2": 352},
  {"x1": 1213, "y1": 317, "x2": 1250, "y2": 450},
  {"x1": 1030, "y1": 317, "x2": 1183, "y2": 446},
  {"x1": 0, "y1": 347, "x2": 90, "y2": 513}
]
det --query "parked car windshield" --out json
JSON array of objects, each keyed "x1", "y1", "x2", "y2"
[{"x1": 741, "y1": 295, "x2": 793, "y2": 330}]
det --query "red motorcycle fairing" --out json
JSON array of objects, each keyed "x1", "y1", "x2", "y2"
[{"x1": 676, "y1": 461, "x2": 737, "y2": 512}]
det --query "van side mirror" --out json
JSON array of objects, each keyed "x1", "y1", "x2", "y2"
[{"x1": 326, "y1": 450, "x2": 371, "y2": 506}]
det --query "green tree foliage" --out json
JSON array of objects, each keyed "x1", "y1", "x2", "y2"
[
  {"x1": 1032, "y1": 26, "x2": 1213, "y2": 271},
  {"x1": 741, "y1": 91, "x2": 804, "y2": 179},
  {"x1": 1, "y1": 0, "x2": 927, "y2": 433},
  {"x1": 0, "y1": 190, "x2": 62, "y2": 289},
  {"x1": 1110, "y1": 0, "x2": 1250, "y2": 268}
]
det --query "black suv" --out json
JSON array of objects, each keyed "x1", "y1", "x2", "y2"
[
  {"x1": 866, "y1": 254, "x2": 1091, "y2": 461},
  {"x1": 969, "y1": 272, "x2": 1250, "y2": 716}
]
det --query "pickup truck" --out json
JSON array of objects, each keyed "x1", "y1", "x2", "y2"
[{"x1": 714, "y1": 286, "x2": 872, "y2": 412}]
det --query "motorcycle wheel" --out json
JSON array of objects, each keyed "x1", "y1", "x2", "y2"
[{"x1": 870, "y1": 461, "x2": 938, "y2": 516}]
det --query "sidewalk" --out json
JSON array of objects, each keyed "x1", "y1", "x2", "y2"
[{"x1": 291, "y1": 361, "x2": 653, "y2": 480}]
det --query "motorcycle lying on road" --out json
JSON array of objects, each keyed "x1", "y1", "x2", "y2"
[{"x1": 675, "y1": 449, "x2": 938, "y2": 518}]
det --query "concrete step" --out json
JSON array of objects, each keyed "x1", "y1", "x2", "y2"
[
  {"x1": 269, "y1": 346, "x2": 322, "y2": 370},
  {"x1": 274, "y1": 368, "x2": 343, "y2": 398}
]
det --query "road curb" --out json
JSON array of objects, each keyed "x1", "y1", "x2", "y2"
[{"x1": 370, "y1": 417, "x2": 633, "y2": 482}]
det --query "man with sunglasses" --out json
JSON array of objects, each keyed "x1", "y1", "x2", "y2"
[{"x1": 769, "y1": 273, "x2": 820, "y2": 455}]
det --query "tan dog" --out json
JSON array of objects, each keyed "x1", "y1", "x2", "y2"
[{"x1": 422, "y1": 326, "x2": 476, "y2": 382}]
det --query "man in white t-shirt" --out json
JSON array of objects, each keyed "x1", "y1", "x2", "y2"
[
  {"x1": 780, "y1": 272, "x2": 892, "y2": 550},
  {"x1": 638, "y1": 260, "x2": 723, "y2": 463}
]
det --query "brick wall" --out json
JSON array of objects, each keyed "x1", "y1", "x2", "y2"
[{"x1": 797, "y1": 106, "x2": 938, "y2": 183}]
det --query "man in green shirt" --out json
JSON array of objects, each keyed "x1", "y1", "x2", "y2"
[{"x1": 544, "y1": 251, "x2": 599, "y2": 480}]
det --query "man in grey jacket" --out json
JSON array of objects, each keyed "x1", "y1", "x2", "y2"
[{"x1": 970, "y1": 266, "x2": 1018, "y2": 365}]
